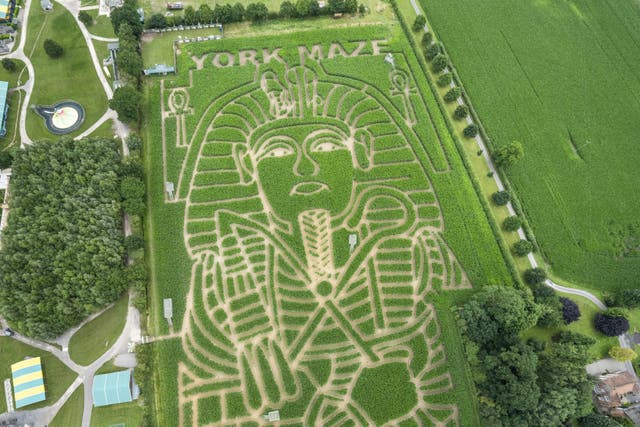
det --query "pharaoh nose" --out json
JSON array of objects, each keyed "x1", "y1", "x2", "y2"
[{"x1": 294, "y1": 149, "x2": 319, "y2": 176}]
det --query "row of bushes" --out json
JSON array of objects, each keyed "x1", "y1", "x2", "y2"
[
  {"x1": 145, "y1": 0, "x2": 365, "y2": 28},
  {"x1": 390, "y1": 0, "x2": 522, "y2": 286}
]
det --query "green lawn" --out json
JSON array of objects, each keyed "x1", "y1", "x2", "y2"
[
  {"x1": 49, "y1": 385, "x2": 84, "y2": 427},
  {"x1": 68, "y1": 294, "x2": 129, "y2": 366},
  {"x1": 90, "y1": 400, "x2": 144, "y2": 427},
  {"x1": 24, "y1": 3, "x2": 108, "y2": 141},
  {"x1": 0, "y1": 89, "x2": 23, "y2": 150},
  {"x1": 86, "y1": 9, "x2": 116, "y2": 39},
  {"x1": 87, "y1": 118, "x2": 116, "y2": 138},
  {"x1": 0, "y1": 337, "x2": 77, "y2": 413},
  {"x1": 0, "y1": 59, "x2": 26, "y2": 87},
  {"x1": 418, "y1": 0, "x2": 640, "y2": 291}
]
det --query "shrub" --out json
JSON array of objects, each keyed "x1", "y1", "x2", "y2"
[
  {"x1": 279, "y1": 1, "x2": 296, "y2": 18},
  {"x1": 454, "y1": 105, "x2": 469, "y2": 120},
  {"x1": 579, "y1": 414, "x2": 622, "y2": 427},
  {"x1": 124, "y1": 234, "x2": 145, "y2": 252},
  {"x1": 463, "y1": 124, "x2": 479, "y2": 138},
  {"x1": 560, "y1": 297, "x2": 580, "y2": 324},
  {"x1": 491, "y1": 190, "x2": 510, "y2": 206},
  {"x1": 503, "y1": 215, "x2": 522, "y2": 232},
  {"x1": 608, "y1": 289, "x2": 640, "y2": 308},
  {"x1": 443, "y1": 87, "x2": 461, "y2": 103},
  {"x1": 424, "y1": 43, "x2": 441, "y2": 61},
  {"x1": 146, "y1": 13, "x2": 167, "y2": 29},
  {"x1": 0, "y1": 150, "x2": 13, "y2": 169},
  {"x1": 412, "y1": 15, "x2": 426, "y2": 31},
  {"x1": 78, "y1": 10, "x2": 93, "y2": 26},
  {"x1": 513, "y1": 239, "x2": 533, "y2": 257},
  {"x1": 245, "y1": 2, "x2": 269, "y2": 22},
  {"x1": 126, "y1": 134, "x2": 142, "y2": 151},
  {"x1": 437, "y1": 73, "x2": 452, "y2": 87},
  {"x1": 594, "y1": 313, "x2": 630, "y2": 337},
  {"x1": 523, "y1": 268, "x2": 546, "y2": 285},
  {"x1": 43, "y1": 39, "x2": 63, "y2": 58},
  {"x1": 609, "y1": 346, "x2": 637, "y2": 362},
  {"x1": 421, "y1": 31, "x2": 433, "y2": 46},
  {"x1": 431, "y1": 54, "x2": 448, "y2": 73},
  {"x1": 1, "y1": 58, "x2": 16, "y2": 72}
]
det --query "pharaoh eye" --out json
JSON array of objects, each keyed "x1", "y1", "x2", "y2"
[
  {"x1": 311, "y1": 140, "x2": 348, "y2": 152},
  {"x1": 265, "y1": 146, "x2": 294, "y2": 158}
]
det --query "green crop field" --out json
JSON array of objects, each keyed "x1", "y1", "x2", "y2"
[
  {"x1": 419, "y1": 0, "x2": 640, "y2": 291},
  {"x1": 144, "y1": 24, "x2": 511, "y2": 425}
]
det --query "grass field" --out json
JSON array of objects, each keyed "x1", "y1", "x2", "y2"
[
  {"x1": 68, "y1": 294, "x2": 129, "y2": 366},
  {"x1": 145, "y1": 21, "x2": 512, "y2": 425},
  {"x1": 0, "y1": 89, "x2": 23, "y2": 150},
  {"x1": 85, "y1": 9, "x2": 116, "y2": 39},
  {"x1": 49, "y1": 385, "x2": 84, "y2": 427},
  {"x1": 24, "y1": 3, "x2": 108, "y2": 141},
  {"x1": 418, "y1": 0, "x2": 640, "y2": 291},
  {"x1": 0, "y1": 337, "x2": 76, "y2": 413},
  {"x1": 90, "y1": 400, "x2": 144, "y2": 427}
]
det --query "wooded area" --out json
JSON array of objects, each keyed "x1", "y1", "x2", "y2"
[{"x1": 0, "y1": 138, "x2": 126, "y2": 338}]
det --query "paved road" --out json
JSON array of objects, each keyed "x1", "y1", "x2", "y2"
[{"x1": 406, "y1": 0, "x2": 637, "y2": 378}]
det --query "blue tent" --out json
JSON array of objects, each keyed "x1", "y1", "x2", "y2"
[{"x1": 92, "y1": 370, "x2": 132, "y2": 407}]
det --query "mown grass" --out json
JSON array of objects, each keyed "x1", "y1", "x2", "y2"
[
  {"x1": 0, "y1": 337, "x2": 76, "y2": 413},
  {"x1": 68, "y1": 293, "x2": 128, "y2": 366},
  {"x1": 85, "y1": 9, "x2": 116, "y2": 39},
  {"x1": 49, "y1": 385, "x2": 84, "y2": 427},
  {"x1": 24, "y1": 3, "x2": 108, "y2": 141},
  {"x1": 1, "y1": 89, "x2": 23, "y2": 150},
  {"x1": 90, "y1": 400, "x2": 144, "y2": 427},
  {"x1": 418, "y1": 0, "x2": 640, "y2": 290}
]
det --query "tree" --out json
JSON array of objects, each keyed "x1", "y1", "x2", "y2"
[
  {"x1": 116, "y1": 48, "x2": 143, "y2": 81},
  {"x1": 513, "y1": 239, "x2": 534, "y2": 256},
  {"x1": 344, "y1": 0, "x2": 357, "y2": 13},
  {"x1": 503, "y1": 215, "x2": 522, "y2": 232},
  {"x1": 78, "y1": 10, "x2": 93, "y2": 26},
  {"x1": 454, "y1": 105, "x2": 468, "y2": 120},
  {"x1": 308, "y1": 0, "x2": 320, "y2": 16},
  {"x1": 524, "y1": 267, "x2": 546, "y2": 285},
  {"x1": 43, "y1": 39, "x2": 63, "y2": 58},
  {"x1": 491, "y1": 190, "x2": 510, "y2": 206},
  {"x1": 461, "y1": 286, "x2": 539, "y2": 348},
  {"x1": 110, "y1": 0, "x2": 143, "y2": 36},
  {"x1": 579, "y1": 413, "x2": 623, "y2": 427},
  {"x1": 608, "y1": 289, "x2": 640, "y2": 308},
  {"x1": 358, "y1": 3, "x2": 365, "y2": 14},
  {"x1": 246, "y1": 2, "x2": 269, "y2": 22},
  {"x1": 443, "y1": 87, "x2": 461, "y2": 102},
  {"x1": 197, "y1": 4, "x2": 213, "y2": 23},
  {"x1": 437, "y1": 73, "x2": 452, "y2": 87},
  {"x1": 126, "y1": 134, "x2": 142, "y2": 151},
  {"x1": 412, "y1": 15, "x2": 426, "y2": 31},
  {"x1": 231, "y1": 3, "x2": 246, "y2": 21},
  {"x1": 463, "y1": 124, "x2": 479, "y2": 138},
  {"x1": 493, "y1": 141, "x2": 524, "y2": 168},
  {"x1": 609, "y1": 346, "x2": 637, "y2": 362},
  {"x1": 532, "y1": 283, "x2": 563, "y2": 328},
  {"x1": 0, "y1": 150, "x2": 13, "y2": 169},
  {"x1": 424, "y1": 42, "x2": 441, "y2": 61},
  {"x1": 110, "y1": 85, "x2": 141, "y2": 123},
  {"x1": 146, "y1": 13, "x2": 167, "y2": 29},
  {"x1": 328, "y1": 0, "x2": 345, "y2": 13},
  {"x1": 120, "y1": 176, "x2": 145, "y2": 216},
  {"x1": 594, "y1": 312, "x2": 630, "y2": 337},
  {"x1": 421, "y1": 31, "x2": 433, "y2": 46},
  {"x1": 1, "y1": 58, "x2": 16, "y2": 72},
  {"x1": 560, "y1": 297, "x2": 581, "y2": 324},
  {"x1": 280, "y1": 1, "x2": 297, "y2": 18},
  {"x1": 433, "y1": 55, "x2": 450, "y2": 74}
]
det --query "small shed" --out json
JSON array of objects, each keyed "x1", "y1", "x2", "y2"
[
  {"x1": 92, "y1": 370, "x2": 134, "y2": 407},
  {"x1": 143, "y1": 64, "x2": 175, "y2": 76}
]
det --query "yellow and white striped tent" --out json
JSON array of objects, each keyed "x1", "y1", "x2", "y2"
[{"x1": 11, "y1": 357, "x2": 46, "y2": 408}]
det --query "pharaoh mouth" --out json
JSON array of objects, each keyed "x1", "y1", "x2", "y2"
[{"x1": 290, "y1": 181, "x2": 329, "y2": 196}]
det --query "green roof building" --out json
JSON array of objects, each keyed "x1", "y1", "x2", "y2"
[
  {"x1": 92, "y1": 370, "x2": 134, "y2": 407},
  {"x1": 0, "y1": 81, "x2": 8, "y2": 137}
]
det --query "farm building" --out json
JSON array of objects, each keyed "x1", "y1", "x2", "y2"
[
  {"x1": 144, "y1": 64, "x2": 175, "y2": 76},
  {"x1": 92, "y1": 370, "x2": 136, "y2": 407},
  {"x1": 0, "y1": 81, "x2": 8, "y2": 136},
  {"x1": 11, "y1": 357, "x2": 46, "y2": 409},
  {"x1": 0, "y1": 0, "x2": 14, "y2": 22}
]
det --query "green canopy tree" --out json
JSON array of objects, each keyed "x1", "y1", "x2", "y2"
[
  {"x1": 110, "y1": 85, "x2": 141, "y2": 123},
  {"x1": 494, "y1": 141, "x2": 524, "y2": 168}
]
